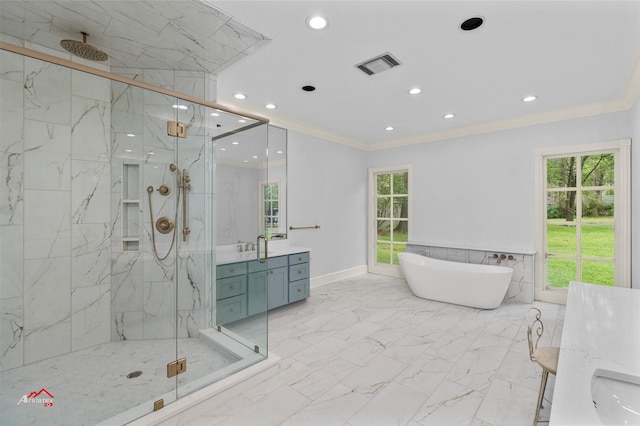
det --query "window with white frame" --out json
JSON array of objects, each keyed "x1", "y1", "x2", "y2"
[{"x1": 535, "y1": 140, "x2": 630, "y2": 304}]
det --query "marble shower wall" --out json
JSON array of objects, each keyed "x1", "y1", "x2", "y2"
[
  {"x1": 1, "y1": 49, "x2": 112, "y2": 370},
  {"x1": 110, "y1": 69, "x2": 216, "y2": 342},
  {"x1": 405, "y1": 244, "x2": 534, "y2": 303},
  {"x1": 1, "y1": 50, "x2": 218, "y2": 371}
]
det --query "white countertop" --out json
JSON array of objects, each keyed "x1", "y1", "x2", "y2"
[
  {"x1": 215, "y1": 244, "x2": 310, "y2": 265},
  {"x1": 550, "y1": 282, "x2": 640, "y2": 425}
]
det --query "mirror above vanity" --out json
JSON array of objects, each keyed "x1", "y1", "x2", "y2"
[{"x1": 213, "y1": 124, "x2": 287, "y2": 246}]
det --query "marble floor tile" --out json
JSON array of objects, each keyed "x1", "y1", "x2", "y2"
[
  {"x1": 5, "y1": 273, "x2": 564, "y2": 425},
  {"x1": 156, "y1": 274, "x2": 564, "y2": 426}
]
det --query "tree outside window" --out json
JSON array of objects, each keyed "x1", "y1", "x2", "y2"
[{"x1": 376, "y1": 171, "x2": 408, "y2": 265}]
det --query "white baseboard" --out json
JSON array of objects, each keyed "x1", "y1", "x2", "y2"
[{"x1": 310, "y1": 265, "x2": 368, "y2": 288}]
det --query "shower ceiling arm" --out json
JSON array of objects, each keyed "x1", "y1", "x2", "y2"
[{"x1": 0, "y1": 41, "x2": 269, "y2": 124}]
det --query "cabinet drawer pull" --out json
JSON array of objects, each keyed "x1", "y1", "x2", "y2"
[
  {"x1": 297, "y1": 288, "x2": 301, "y2": 293},
  {"x1": 230, "y1": 285, "x2": 234, "y2": 289},
  {"x1": 230, "y1": 268, "x2": 234, "y2": 273},
  {"x1": 298, "y1": 270, "x2": 302, "y2": 274},
  {"x1": 298, "y1": 257, "x2": 302, "y2": 261}
]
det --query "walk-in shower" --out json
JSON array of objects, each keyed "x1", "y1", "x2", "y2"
[{"x1": 0, "y1": 4, "x2": 271, "y2": 421}]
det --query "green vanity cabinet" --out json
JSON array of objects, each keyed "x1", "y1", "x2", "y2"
[
  {"x1": 216, "y1": 251, "x2": 310, "y2": 325},
  {"x1": 289, "y1": 252, "x2": 310, "y2": 303},
  {"x1": 267, "y1": 265, "x2": 289, "y2": 309},
  {"x1": 247, "y1": 271, "x2": 268, "y2": 316},
  {"x1": 215, "y1": 262, "x2": 248, "y2": 324}
]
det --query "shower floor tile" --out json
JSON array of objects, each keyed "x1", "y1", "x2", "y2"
[
  {"x1": 156, "y1": 273, "x2": 564, "y2": 426},
  {"x1": 1, "y1": 336, "x2": 239, "y2": 426}
]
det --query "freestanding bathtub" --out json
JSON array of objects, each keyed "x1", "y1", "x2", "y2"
[{"x1": 398, "y1": 252, "x2": 514, "y2": 309}]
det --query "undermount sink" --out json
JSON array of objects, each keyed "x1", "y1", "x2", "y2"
[{"x1": 591, "y1": 369, "x2": 640, "y2": 425}]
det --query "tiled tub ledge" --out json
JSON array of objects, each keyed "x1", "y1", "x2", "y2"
[{"x1": 406, "y1": 242, "x2": 535, "y2": 304}]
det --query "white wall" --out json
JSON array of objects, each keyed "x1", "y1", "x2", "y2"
[
  {"x1": 632, "y1": 100, "x2": 639, "y2": 288},
  {"x1": 368, "y1": 110, "x2": 634, "y2": 262},
  {"x1": 287, "y1": 131, "x2": 368, "y2": 277}
]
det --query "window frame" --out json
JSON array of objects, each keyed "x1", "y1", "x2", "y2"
[
  {"x1": 259, "y1": 180, "x2": 280, "y2": 238},
  {"x1": 534, "y1": 139, "x2": 631, "y2": 304},
  {"x1": 368, "y1": 164, "x2": 412, "y2": 276}
]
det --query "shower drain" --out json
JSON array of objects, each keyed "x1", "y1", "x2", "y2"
[{"x1": 127, "y1": 370, "x2": 143, "y2": 379}]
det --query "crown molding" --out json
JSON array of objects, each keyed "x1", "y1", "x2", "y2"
[
  {"x1": 369, "y1": 97, "x2": 632, "y2": 151},
  {"x1": 217, "y1": 48, "x2": 640, "y2": 152}
]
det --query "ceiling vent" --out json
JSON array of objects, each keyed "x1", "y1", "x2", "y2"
[{"x1": 355, "y1": 52, "x2": 402, "y2": 76}]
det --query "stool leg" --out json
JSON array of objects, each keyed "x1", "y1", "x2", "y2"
[{"x1": 533, "y1": 369, "x2": 549, "y2": 426}]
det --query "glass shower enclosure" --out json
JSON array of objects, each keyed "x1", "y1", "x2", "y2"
[{"x1": 0, "y1": 44, "x2": 269, "y2": 425}]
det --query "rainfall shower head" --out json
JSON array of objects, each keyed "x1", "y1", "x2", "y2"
[{"x1": 60, "y1": 32, "x2": 108, "y2": 62}]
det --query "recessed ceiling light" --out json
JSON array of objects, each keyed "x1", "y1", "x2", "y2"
[
  {"x1": 232, "y1": 141, "x2": 239, "y2": 145},
  {"x1": 461, "y1": 16, "x2": 484, "y2": 31},
  {"x1": 126, "y1": 133, "x2": 135, "y2": 137},
  {"x1": 277, "y1": 150, "x2": 284, "y2": 154},
  {"x1": 443, "y1": 113, "x2": 455, "y2": 119},
  {"x1": 385, "y1": 126, "x2": 394, "y2": 131},
  {"x1": 172, "y1": 104, "x2": 188, "y2": 110},
  {"x1": 307, "y1": 16, "x2": 327, "y2": 30},
  {"x1": 252, "y1": 155, "x2": 258, "y2": 159},
  {"x1": 124, "y1": 149, "x2": 133, "y2": 153},
  {"x1": 522, "y1": 95, "x2": 537, "y2": 102},
  {"x1": 238, "y1": 119, "x2": 246, "y2": 123},
  {"x1": 409, "y1": 88, "x2": 422, "y2": 95},
  {"x1": 211, "y1": 112, "x2": 220, "y2": 117},
  {"x1": 265, "y1": 103, "x2": 277, "y2": 109},
  {"x1": 220, "y1": 148, "x2": 227, "y2": 151},
  {"x1": 243, "y1": 160, "x2": 249, "y2": 163},
  {"x1": 233, "y1": 93, "x2": 246, "y2": 100},
  {"x1": 148, "y1": 151, "x2": 155, "y2": 155}
]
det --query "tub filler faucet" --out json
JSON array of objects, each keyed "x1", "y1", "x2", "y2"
[{"x1": 493, "y1": 254, "x2": 507, "y2": 264}]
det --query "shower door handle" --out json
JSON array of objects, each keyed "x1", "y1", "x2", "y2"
[{"x1": 257, "y1": 235, "x2": 268, "y2": 264}]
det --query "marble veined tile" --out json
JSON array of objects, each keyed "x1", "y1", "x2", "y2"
[
  {"x1": 71, "y1": 96, "x2": 110, "y2": 162},
  {"x1": 347, "y1": 382, "x2": 427, "y2": 426},
  {"x1": 393, "y1": 351, "x2": 454, "y2": 397},
  {"x1": 72, "y1": 69, "x2": 110, "y2": 102},
  {"x1": 475, "y1": 377, "x2": 538, "y2": 425},
  {"x1": 0, "y1": 49, "x2": 23, "y2": 83},
  {"x1": 0, "y1": 296, "x2": 23, "y2": 371},
  {"x1": 0, "y1": 78, "x2": 23, "y2": 154},
  {"x1": 0, "y1": 151, "x2": 23, "y2": 226},
  {"x1": 71, "y1": 284, "x2": 110, "y2": 351},
  {"x1": 283, "y1": 383, "x2": 371, "y2": 426},
  {"x1": 23, "y1": 189, "x2": 70, "y2": 259},
  {"x1": 24, "y1": 58, "x2": 71, "y2": 125},
  {"x1": 23, "y1": 319, "x2": 70, "y2": 364},
  {"x1": 23, "y1": 257, "x2": 70, "y2": 330},
  {"x1": 142, "y1": 281, "x2": 176, "y2": 339},
  {"x1": 71, "y1": 159, "x2": 110, "y2": 224},
  {"x1": 23, "y1": 120, "x2": 71, "y2": 191},
  {"x1": 0, "y1": 226, "x2": 23, "y2": 299},
  {"x1": 411, "y1": 379, "x2": 485, "y2": 425},
  {"x1": 71, "y1": 223, "x2": 111, "y2": 288}
]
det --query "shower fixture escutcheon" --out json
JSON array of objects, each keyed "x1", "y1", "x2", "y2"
[
  {"x1": 156, "y1": 217, "x2": 175, "y2": 234},
  {"x1": 157, "y1": 184, "x2": 171, "y2": 196}
]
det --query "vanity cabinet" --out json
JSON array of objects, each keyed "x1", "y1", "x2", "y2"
[
  {"x1": 288, "y1": 252, "x2": 310, "y2": 303},
  {"x1": 216, "y1": 251, "x2": 310, "y2": 325}
]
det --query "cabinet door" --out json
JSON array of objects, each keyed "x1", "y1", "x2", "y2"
[
  {"x1": 248, "y1": 271, "x2": 268, "y2": 316},
  {"x1": 268, "y1": 266, "x2": 288, "y2": 309}
]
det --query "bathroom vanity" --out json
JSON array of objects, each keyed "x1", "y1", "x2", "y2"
[
  {"x1": 550, "y1": 282, "x2": 640, "y2": 425},
  {"x1": 215, "y1": 248, "x2": 310, "y2": 324}
]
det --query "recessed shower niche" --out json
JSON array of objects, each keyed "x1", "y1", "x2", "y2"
[{"x1": 122, "y1": 163, "x2": 140, "y2": 252}]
